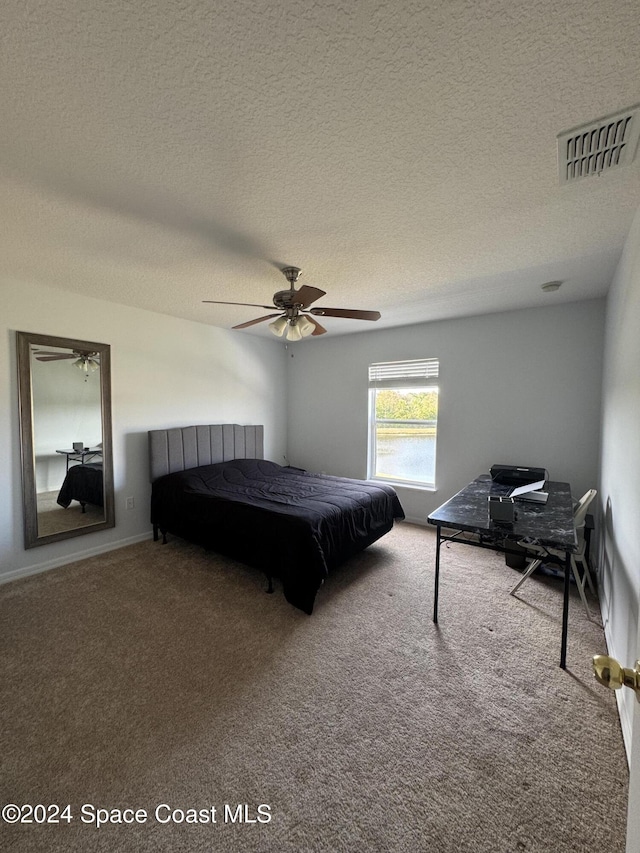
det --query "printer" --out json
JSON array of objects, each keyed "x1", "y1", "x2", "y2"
[{"x1": 490, "y1": 464, "x2": 548, "y2": 487}]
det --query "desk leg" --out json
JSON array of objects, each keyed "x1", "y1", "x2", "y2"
[
  {"x1": 560, "y1": 550, "x2": 570, "y2": 669},
  {"x1": 433, "y1": 525, "x2": 441, "y2": 624}
]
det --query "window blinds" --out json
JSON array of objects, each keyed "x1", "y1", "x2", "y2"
[{"x1": 368, "y1": 358, "x2": 439, "y2": 387}]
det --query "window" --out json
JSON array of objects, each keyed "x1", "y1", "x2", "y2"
[{"x1": 367, "y1": 358, "x2": 439, "y2": 488}]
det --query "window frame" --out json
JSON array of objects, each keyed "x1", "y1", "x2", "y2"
[{"x1": 367, "y1": 359, "x2": 439, "y2": 490}]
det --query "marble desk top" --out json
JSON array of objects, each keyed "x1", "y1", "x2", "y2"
[{"x1": 427, "y1": 474, "x2": 578, "y2": 552}]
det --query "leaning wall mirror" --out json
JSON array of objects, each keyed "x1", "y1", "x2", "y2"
[{"x1": 16, "y1": 331, "x2": 115, "y2": 548}]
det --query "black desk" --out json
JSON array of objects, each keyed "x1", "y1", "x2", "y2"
[{"x1": 427, "y1": 475, "x2": 578, "y2": 668}]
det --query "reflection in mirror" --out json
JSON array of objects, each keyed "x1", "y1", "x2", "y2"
[
  {"x1": 17, "y1": 332, "x2": 114, "y2": 548},
  {"x1": 32, "y1": 345, "x2": 104, "y2": 535}
]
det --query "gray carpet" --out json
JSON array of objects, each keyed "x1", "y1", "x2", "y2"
[
  {"x1": 36, "y1": 490, "x2": 104, "y2": 536},
  {"x1": 0, "y1": 523, "x2": 628, "y2": 852}
]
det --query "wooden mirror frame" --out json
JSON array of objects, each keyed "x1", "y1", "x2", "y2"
[{"x1": 16, "y1": 331, "x2": 115, "y2": 548}]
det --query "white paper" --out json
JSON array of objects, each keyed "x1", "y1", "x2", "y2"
[{"x1": 508, "y1": 479, "x2": 546, "y2": 497}]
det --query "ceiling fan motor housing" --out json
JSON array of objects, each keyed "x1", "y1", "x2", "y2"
[{"x1": 273, "y1": 290, "x2": 303, "y2": 310}]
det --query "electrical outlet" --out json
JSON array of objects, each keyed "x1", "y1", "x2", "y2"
[{"x1": 125, "y1": 496, "x2": 135, "y2": 510}]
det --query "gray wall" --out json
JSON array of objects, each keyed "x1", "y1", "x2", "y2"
[
  {"x1": 599, "y1": 201, "x2": 640, "y2": 764},
  {"x1": 286, "y1": 299, "x2": 605, "y2": 523}
]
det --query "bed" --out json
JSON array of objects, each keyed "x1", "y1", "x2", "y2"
[
  {"x1": 57, "y1": 463, "x2": 104, "y2": 511},
  {"x1": 149, "y1": 424, "x2": 404, "y2": 613}
]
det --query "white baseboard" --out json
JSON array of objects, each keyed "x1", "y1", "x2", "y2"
[
  {"x1": 0, "y1": 532, "x2": 154, "y2": 585},
  {"x1": 596, "y1": 563, "x2": 633, "y2": 764},
  {"x1": 601, "y1": 612, "x2": 633, "y2": 766},
  {"x1": 399, "y1": 516, "x2": 431, "y2": 527}
]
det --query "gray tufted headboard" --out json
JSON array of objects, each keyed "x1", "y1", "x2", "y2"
[{"x1": 148, "y1": 423, "x2": 264, "y2": 483}]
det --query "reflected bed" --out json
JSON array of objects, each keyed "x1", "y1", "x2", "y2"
[{"x1": 57, "y1": 463, "x2": 104, "y2": 511}]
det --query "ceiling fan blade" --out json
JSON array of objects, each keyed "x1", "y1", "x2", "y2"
[
  {"x1": 34, "y1": 354, "x2": 78, "y2": 361},
  {"x1": 295, "y1": 285, "x2": 326, "y2": 308},
  {"x1": 232, "y1": 314, "x2": 282, "y2": 330},
  {"x1": 203, "y1": 300, "x2": 275, "y2": 310},
  {"x1": 309, "y1": 307, "x2": 381, "y2": 321}
]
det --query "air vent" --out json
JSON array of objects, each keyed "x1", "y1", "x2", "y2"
[{"x1": 557, "y1": 105, "x2": 640, "y2": 184}]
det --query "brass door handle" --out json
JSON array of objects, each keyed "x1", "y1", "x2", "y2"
[{"x1": 593, "y1": 655, "x2": 640, "y2": 701}]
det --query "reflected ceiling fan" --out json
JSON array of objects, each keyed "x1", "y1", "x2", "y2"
[
  {"x1": 33, "y1": 349, "x2": 100, "y2": 373},
  {"x1": 203, "y1": 266, "x2": 381, "y2": 341}
]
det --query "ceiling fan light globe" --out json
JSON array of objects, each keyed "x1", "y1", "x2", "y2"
[
  {"x1": 286, "y1": 322, "x2": 302, "y2": 342},
  {"x1": 297, "y1": 316, "x2": 314, "y2": 337},
  {"x1": 268, "y1": 316, "x2": 288, "y2": 337}
]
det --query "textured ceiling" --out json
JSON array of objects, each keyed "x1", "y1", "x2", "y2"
[{"x1": 1, "y1": 0, "x2": 640, "y2": 337}]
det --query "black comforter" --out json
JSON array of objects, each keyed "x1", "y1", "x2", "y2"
[
  {"x1": 151, "y1": 459, "x2": 405, "y2": 613},
  {"x1": 57, "y1": 463, "x2": 104, "y2": 509}
]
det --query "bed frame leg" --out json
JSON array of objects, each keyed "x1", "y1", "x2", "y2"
[
  {"x1": 266, "y1": 575, "x2": 274, "y2": 594},
  {"x1": 80, "y1": 502, "x2": 87, "y2": 514},
  {"x1": 152, "y1": 523, "x2": 167, "y2": 544}
]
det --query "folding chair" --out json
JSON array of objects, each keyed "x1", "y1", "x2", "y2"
[{"x1": 510, "y1": 489, "x2": 597, "y2": 619}]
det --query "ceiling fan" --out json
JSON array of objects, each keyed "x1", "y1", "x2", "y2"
[
  {"x1": 33, "y1": 349, "x2": 100, "y2": 373},
  {"x1": 203, "y1": 266, "x2": 381, "y2": 341}
]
